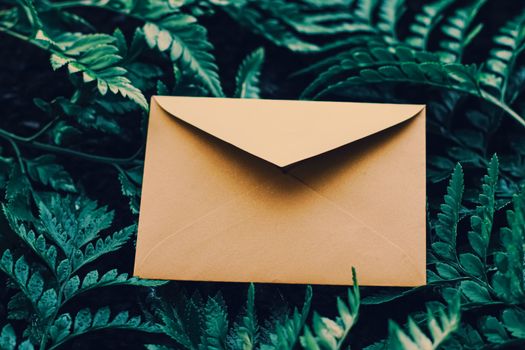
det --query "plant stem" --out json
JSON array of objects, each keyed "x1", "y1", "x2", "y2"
[
  {"x1": 481, "y1": 91, "x2": 525, "y2": 128},
  {"x1": 0, "y1": 127, "x2": 143, "y2": 166},
  {"x1": 0, "y1": 25, "x2": 52, "y2": 52}
]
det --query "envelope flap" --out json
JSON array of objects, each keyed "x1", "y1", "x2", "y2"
[{"x1": 153, "y1": 96, "x2": 424, "y2": 167}]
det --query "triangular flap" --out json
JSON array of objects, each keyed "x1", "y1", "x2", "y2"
[{"x1": 153, "y1": 96, "x2": 424, "y2": 167}]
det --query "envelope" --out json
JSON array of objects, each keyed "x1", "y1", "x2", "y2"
[{"x1": 133, "y1": 96, "x2": 426, "y2": 286}]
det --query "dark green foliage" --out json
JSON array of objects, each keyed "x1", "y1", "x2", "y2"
[
  {"x1": 1, "y1": 0, "x2": 525, "y2": 349},
  {"x1": 0, "y1": 191, "x2": 165, "y2": 348},
  {"x1": 300, "y1": 269, "x2": 359, "y2": 350},
  {"x1": 296, "y1": 0, "x2": 525, "y2": 130},
  {"x1": 151, "y1": 285, "x2": 313, "y2": 350},
  {"x1": 481, "y1": 8, "x2": 525, "y2": 100},
  {"x1": 387, "y1": 295, "x2": 461, "y2": 350},
  {"x1": 234, "y1": 47, "x2": 265, "y2": 98},
  {"x1": 143, "y1": 15, "x2": 224, "y2": 97}
]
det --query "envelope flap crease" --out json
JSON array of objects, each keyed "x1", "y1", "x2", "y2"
[{"x1": 153, "y1": 96, "x2": 424, "y2": 167}]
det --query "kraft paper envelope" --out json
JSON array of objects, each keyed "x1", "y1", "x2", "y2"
[{"x1": 133, "y1": 96, "x2": 426, "y2": 286}]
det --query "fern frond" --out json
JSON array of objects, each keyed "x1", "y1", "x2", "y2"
[
  {"x1": 0, "y1": 324, "x2": 34, "y2": 350},
  {"x1": 154, "y1": 292, "x2": 204, "y2": 350},
  {"x1": 62, "y1": 269, "x2": 166, "y2": 304},
  {"x1": 387, "y1": 295, "x2": 461, "y2": 350},
  {"x1": 35, "y1": 196, "x2": 114, "y2": 257},
  {"x1": 480, "y1": 9, "x2": 525, "y2": 100},
  {"x1": 300, "y1": 45, "x2": 405, "y2": 98},
  {"x1": 48, "y1": 307, "x2": 158, "y2": 349},
  {"x1": 70, "y1": 225, "x2": 136, "y2": 272},
  {"x1": 201, "y1": 294, "x2": 229, "y2": 350},
  {"x1": 117, "y1": 166, "x2": 142, "y2": 215},
  {"x1": 492, "y1": 188, "x2": 525, "y2": 303},
  {"x1": 25, "y1": 155, "x2": 76, "y2": 193},
  {"x1": 224, "y1": 1, "x2": 375, "y2": 53},
  {"x1": 301, "y1": 268, "x2": 360, "y2": 350},
  {"x1": 223, "y1": 3, "x2": 320, "y2": 53},
  {"x1": 500, "y1": 308, "x2": 525, "y2": 339},
  {"x1": 50, "y1": 32, "x2": 148, "y2": 110},
  {"x1": 479, "y1": 315, "x2": 510, "y2": 344},
  {"x1": 234, "y1": 47, "x2": 265, "y2": 98},
  {"x1": 437, "y1": 0, "x2": 486, "y2": 63},
  {"x1": 3, "y1": 214, "x2": 59, "y2": 275},
  {"x1": 31, "y1": 195, "x2": 134, "y2": 273},
  {"x1": 432, "y1": 163, "x2": 464, "y2": 260},
  {"x1": 143, "y1": 14, "x2": 223, "y2": 96},
  {"x1": 263, "y1": 2, "x2": 370, "y2": 36},
  {"x1": 467, "y1": 154, "x2": 498, "y2": 263},
  {"x1": 0, "y1": 250, "x2": 58, "y2": 319},
  {"x1": 261, "y1": 286, "x2": 313, "y2": 350},
  {"x1": 228, "y1": 283, "x2": 258, "y2": 350},
  {"x1": 353, "y1": 0, "x2": 380, "y2": 25},
  {"x1": 304, "y1": 45, "x2": 481, "y2": 99},
  {"x1": 406, "y1": 0, "x2": 455, "y2": 50},
  {"x1": 302, "y1": 44, "x2": 525, "y2": 126},
  {"x1": 377, "y1": 0, "x2": 405, "y2": 45}
]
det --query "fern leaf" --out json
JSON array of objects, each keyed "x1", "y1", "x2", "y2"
[
  {"x1": 0, "y1": 324, "x2": 17, "y2": 350},
  {"x1": 262, "y1": 286, "x2": 313, "y2": 350},
  {"x1": 480, "y1": 10, "x2": 525, "y2": 99},
  {"x1": 301, "y1": 268, "x2": 360, "y2": 350},
  {"x1": 387, "y1": 295, "x2": 461, "y2": 350},
  {"x1": 303, "y1": 45, "x2": 481, "y2": 99},
  {"x1": 0, "y1": 324, "x2": 34, "y2": 350},
  {"x1": 265, "y1": 3, "x2": 371, "y2": 36},
  {"x1": 377, "y1": 0, "x2": 405, "y2": 45},
  {"x1": 48, "y1": 307, "x2": 158, "y2": 349},
  {"x1": 501, "y1": 308, "x2": 525, "y2": 338},
  {"x1": 234, "y1": 47, "x2": 265, "y2": 98},
  {"x1": 5, "y1": 165, "x2": 33, "y2": 221},
  {"x1": 143, "y1": 14, "x2": 224, "y2": 97},
  {"x1": 153, "y1": 292, "x2": 205, "y2": 350},
  {"x1": 25, "y1": 155, "x2": 76, "y2": 192},
  {"x1": 492, "y1": 188, "x2": 525, "y2": 303},
  {"x1": 432, "y1": 163, "x2": 464, "y2": 261},
  {"x1": 34, "y1": 194, "x2": 132, "y2": 274},
  {"x1": 467, "y1": 154, "x2": 498, "y2": 262},
  {"x1": 480, "y1": 315, "x2": 510, "y2": 344},
  {"x1": 3, "y1": 213, "x2": 59, "y2": 274},
  {"x1": 62, "y1": 269, "x2": 166, "y2": 303},
  {"x1": 36, "y1": 195, "x2": 115, "y2": 257},
  {"x1": 354, "y1": 0, "x2": 380, "y2": 25},
  {"x1": 459, "y1": 280, "x2": 492, "y2": 303},
  {"x1": 36, "y1": 200, "x2": 70, "y2": 256},
  {"x1": 300, "y1": 45, "x2": 401, "y2": 98},
  {"x1": 223, "y1": 3, "x2": 320, "y2": 53},
  {"x1": 228, "y1": 283, "x2": 258, "y2": 350},
  {"x1": 406, "y1": 0, "x2": 455, "y2": 50},
  {"x1": 303, "y1": 48, "x2": 525, "y2": 127},
  {"x1": 201, "y1": 295, "x2": 229, "y2": 350},
  {"x1": 70, "y1": 225, "x2": 136, "y2": 272},
  {"x1": 0, "y1": 250, "x2": 58, "y2": 319},
  {"x1": 145, "y1": 345, "x2": 173, "y2": 350},
  {"x1": 117, "y1": 166, "x2": 143, "y2": 215},
  {"x1": 438, "y1": 0, "x2": 487, "y2": 63},
  {"x1": 224, "y1": 1, "x2": 375, "y2": 53},
  {"x1": 50, "y1": 32, "x2": 148, "y2": 110}
]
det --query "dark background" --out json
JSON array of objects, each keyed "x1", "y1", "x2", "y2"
[{"x1": 1, "y1": 0, "x2": 524, "y2": 348}]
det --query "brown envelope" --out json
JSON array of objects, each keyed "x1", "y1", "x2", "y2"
[{"x1": 133, "y1": 96, "x2": 426, "y2": 286}]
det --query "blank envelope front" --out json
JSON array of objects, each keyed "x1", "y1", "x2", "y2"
[{"x1": 133, "y1": 96, "x2": 426, "y2": 286}]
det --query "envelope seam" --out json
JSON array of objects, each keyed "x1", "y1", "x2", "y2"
[
  {"x1": 288, "y1": 174, "x2": 425, "y2": 281},
  {"x1": 136, "y1": 181, "x2": 267, "y2": 268}
]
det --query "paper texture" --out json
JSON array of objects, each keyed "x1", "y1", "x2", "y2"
[{"x1": 134, "y1": 96, "x2": 426, "y2": 286}]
